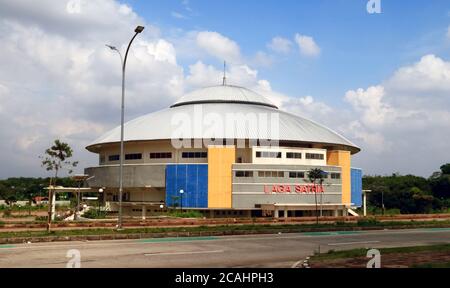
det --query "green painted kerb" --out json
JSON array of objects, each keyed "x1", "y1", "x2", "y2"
[
  {"x1": 0, "y1": 245, "x2": 15, "y2": 249},
  {"x1": 137, "y1": 236, "x2": 218, "y2": 243},
  {"x1": 302, "y1": 231, "x2": 362, "y2": 236}
]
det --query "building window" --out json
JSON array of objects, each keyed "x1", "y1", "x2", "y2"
[
  {"x1": 330, "y1": 172, "x2": 341, "y2": 179},
  {"x1": 108, "y1": 155, "x2": 120, "y2": 161},
  {"x1": 255, "y1": 151, "x2": 282, "y2": 158},
  {"x1": 182, "y1": 151, "x2": 207, "y2": 158},
  {"x1": 125, "y1": 153, "x2": 142, "y2": 160},
  {"x1": 289, "y1": 172, "x2": 305, "y2": 178},
  {"x1": 150, "y1": 152, "x2": 172, "y2": 159},
  {"x1": 286, "y1": 152, "x2": 302, "y2": 159},
  {"x1": 258, "y1": 171, "x2": 284, "y2": 178},
  {"x1": 99, "y1": 155, "x2": 105, "y2": 164},
  {"x1": 235, "y1": 171, "x2": 253, "y2": 177},
  {"x1": 305, "y1": 153, "x2": 324, "y2": 160}
]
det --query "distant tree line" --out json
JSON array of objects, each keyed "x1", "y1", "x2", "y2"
[
  {"x1": 0, "y1": 177, "x2": 77, "y2": 203},
  {"x1": 364, "y1": 163, "x2": 450, "y2": 214}
]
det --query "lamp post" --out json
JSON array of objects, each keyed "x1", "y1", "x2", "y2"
[
  {"x1": 106, "y1": 25, "x2": 144, "y2": 230},
  {"x1": 179, "y1": 189, "x2": 184, "y2": 212}
]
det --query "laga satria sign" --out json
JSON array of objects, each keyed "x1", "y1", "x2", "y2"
[{"x1": 264, "y1": 184, "x2": 324, "y2": 194}]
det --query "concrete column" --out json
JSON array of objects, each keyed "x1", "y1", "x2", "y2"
[
  {"x1": 274, "y1": 208, "x2": 279, "y2": 219},
  {"x1": 142, "y1": 205, "x2": 146, "y2": 220},
  {"x1": 51, "y1": 192, "x2": 56, "y2": 221},
  {"x1": 284, "y1": 208, "x2": 288, "y2": 219},
  {"x1": 334, "y1": 209, "x2": 339, "y2": 217},
  {"x1": 363, "y1": 192, "x2": 367, "y2": 216}
]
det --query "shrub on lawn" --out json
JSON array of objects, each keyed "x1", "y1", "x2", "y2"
[
  {"x1": 83, "y1": 209, "x2": 107, "y2": 219},
  {"x1": 357, "y1": 217, "x2": 379, "y2": 226}
]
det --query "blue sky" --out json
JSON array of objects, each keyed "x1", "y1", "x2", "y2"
[
  {"x1": 0, "y1": 0, "x2": 449, "y2": 178},
  {"x1": 126, "y1": 0, "x2": 450, "y2": 106}
]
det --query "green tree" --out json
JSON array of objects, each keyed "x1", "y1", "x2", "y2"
[
  {"x1": 430, "y1": 163, "x2": 450, "y2": 200},
  {"x1": 40, "y1": 140, "x2": 78, "y2": 232},
  {"x1": 440, "y1": 164, "x2": 450, "y2": 175}
]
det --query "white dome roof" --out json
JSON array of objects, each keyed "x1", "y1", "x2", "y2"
[
  {"x1": 87, "y1": 85, "x2": 360, "y2": 154},
  {"x1": 171, "y1": 85, "x2": 278, "y2": 108}
]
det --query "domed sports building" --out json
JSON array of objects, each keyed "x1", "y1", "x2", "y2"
[{"x1": 85, "y1": 84, "x2": 363, "y2": 218}]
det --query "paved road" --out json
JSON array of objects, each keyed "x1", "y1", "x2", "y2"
[{"x1": 1, "y1": 228, "x2": 450, "y2": 268}]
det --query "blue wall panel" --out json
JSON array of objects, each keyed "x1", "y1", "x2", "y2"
[
  {"x1": 165, "y1": 164, "x2": 208, "y2": 208},
  {"x1": 351, "y1": 168, "x2": 363, "y2": 207}
]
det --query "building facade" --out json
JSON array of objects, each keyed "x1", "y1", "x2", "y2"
[{"x1": 85, "y1": 85, "x2": 362, "y2": 218}]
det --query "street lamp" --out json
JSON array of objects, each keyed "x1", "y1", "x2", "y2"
[
  {"x1": 179, "y1": 189, "x2": 184, "y2": 211},
  {"x1": 106, "y1": 25, "x2": 144, "y2": 230}
]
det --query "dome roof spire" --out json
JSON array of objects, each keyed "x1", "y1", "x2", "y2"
[{"x1": 222, "y1": 61, "x2": 227, "y2": 86}]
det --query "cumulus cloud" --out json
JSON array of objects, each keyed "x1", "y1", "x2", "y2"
[
  {"x1": 196, "y1": 31, "x2": 241, "y2": 62},
  {"x1": 0, "y1": 0, "x2": 184, "y2": 177},
  {"x1": 267, "y1": 37, "x2": 292, "y2": 54},
  {"x1": 345, "y1": 86, "x2": 393, "y2": 127},
  {"x1": 0, "y1": 1, "x2": 448, "y2": 179},
  {"x1": 294, "y1": 34, "x2": 320, "y2": 57},
  {"x1": 341, "y1": 54, "x2": 450, "y2": 176}
]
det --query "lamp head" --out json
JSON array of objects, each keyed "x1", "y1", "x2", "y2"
[
  {"x1": 135, "y1": 26, "x2": 145, "y2": 33},
  {"x1": 105, "y1": 44, "x2": 118, "y2": 51}
]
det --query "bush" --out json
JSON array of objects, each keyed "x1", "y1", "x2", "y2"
[
  {"x1": 83, "y1": 209, "x2": 107, "y2": 219},
  {"x1": 357, "y1": 217, "x2": 379, "y2": 226},
  {"x1": 167, "y1": 210, "x2": 203, "y2": 218}
]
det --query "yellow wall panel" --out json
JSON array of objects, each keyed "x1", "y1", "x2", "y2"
[
  {"x1": 327, "y1": 150, "x2": 351, "y2": 205},
  {"x1": 208, "y1": 146, "x2": 235, "y2": 208}
]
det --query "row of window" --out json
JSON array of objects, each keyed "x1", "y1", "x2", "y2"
[
  {"x1": 150, "y1": 152, "x2": 172, "y2": 159},
  {"x1": 181, "y1": 152, "x2": 208, "y2": 158},
  {"x1": 235, "y1": 170, "x2": 340, "y2": 179},
  {"x1": 107, "y1": 151, "x2": 207, "y2": 161},
  {"x1": 258, "y1": 171, "x2": 285, "y2": 178},
  {"x1": 256, "y1": 151, "x2": 325, "y2": 160}
]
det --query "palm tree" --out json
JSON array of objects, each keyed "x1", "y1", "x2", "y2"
[{"x1": 307, "y1": 168, "x2": 326, "y2": 224}]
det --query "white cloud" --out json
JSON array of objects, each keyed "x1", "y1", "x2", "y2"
[
  {"x1": 267, "y1": 37, "x2": 292, "y2": 54},
  {"x1": 341, "y1": 54, "x2": 450, "y2": 175},
  {"x1": 196, "y1": 31, "x2": 241, "y2": 62},
  {"x1": 144, "y1": 39, "x2": 178, "y2": 65},
  {"x1": 0, "y1": 0, "x2": 184, "y2": 177},
  {"x1": 387, "y1": 54, "x2": 450, "y2": 93},
  {"x1": 294, "y1": 34, "x2": 320, "y2": 57},
  {"x1": 251, "y1": 51, "x2": 273, "y2": 68},
  {"x1": 345, "y1": 86, "x2": 393, "y2": 127},
  {"x1": 171, "y1": 11, "x2": 187, "y2": 19}
]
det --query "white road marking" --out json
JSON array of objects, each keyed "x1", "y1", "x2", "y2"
[
  {"x1": 328, "y1": 240, "x2": 380, "y2": 246},
  {"x1": 291, "y1": 259, "x2": 304, "y2": 268},
  {"x1": 144, "y1": 250, "x2": 224, "y2": 256}
]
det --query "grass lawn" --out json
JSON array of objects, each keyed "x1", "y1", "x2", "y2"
[{"x1": 310, "y1": 244, "x2": 450, "y2": 268}]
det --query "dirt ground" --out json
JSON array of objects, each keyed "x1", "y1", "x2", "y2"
[{"x1": 311, "y1": 250, "x2": 450, "y2": 268}]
